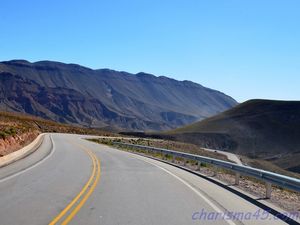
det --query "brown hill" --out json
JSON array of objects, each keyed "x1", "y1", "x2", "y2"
[{"x1": 167, "y1": 99, "x2": 300, "y2": 173}]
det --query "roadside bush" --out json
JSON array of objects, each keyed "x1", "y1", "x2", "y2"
[{"x1": 0, "y1": 127, "x2": 17, "y2": 139}]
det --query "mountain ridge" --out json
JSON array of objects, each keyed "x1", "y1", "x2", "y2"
[{"x1": 0, "y1": 59, "x2": 237, "y2": 131}]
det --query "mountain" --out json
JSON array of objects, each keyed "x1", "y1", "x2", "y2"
[
  {"x1": 167, "y1": 99, "x2": 300, "y2": 173},
  {"x1": 0, "y1": 60, "x2": 237, "y2": 131}
]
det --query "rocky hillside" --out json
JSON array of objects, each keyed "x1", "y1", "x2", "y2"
[
  {"x1": 167, "y1": 99, "x2": 300, "y2": 173},
  {"x1": 0, "y1": 111, "x2": 112, "y2": 156},
  {"x1": 0, "y1": 60, "x2": 237, "y2": 131}
]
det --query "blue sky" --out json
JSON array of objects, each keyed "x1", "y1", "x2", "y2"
[{"x1": 0, "y1": 0, "x2": 299, "y2": 102}]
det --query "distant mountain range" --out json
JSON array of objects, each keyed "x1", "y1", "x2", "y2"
[
  {"x1": 167, "y1": 99, "x2": 300, "y2": 173},
  {"x1": 0, "y1": 60, "x2": 237, "y2": 131}
]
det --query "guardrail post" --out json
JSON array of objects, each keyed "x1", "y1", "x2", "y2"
[
  {"x1": 235, "y1": 173, "x2": 240, "y2": 185},
  {"x1": 265, "y1": 182, "x2": 272, "y2": 199},
  {"x1": 162, "y1": 153, "x2": 167, "y2": 161},
  {"x1": 212, "y1": 166, "x2": 217, "y2": 177},
  {"x1": 196, "y1": 162, "x2": 201, "y2": 171},
  {"x1": 183, "y1": 158, "x2": 188, "y2": 166},
  {"x1": 172, "y1": 156, "x2": 175, "y2": 163}
]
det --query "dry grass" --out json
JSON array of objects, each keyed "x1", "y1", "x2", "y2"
[
  {"x1": 91, "y1": 137, "x2": 231, "y2": 162},
  {"x1": 0, "y1": 111, "x2": 113, "y2": 138},
  {"x1": 0, "y1": 111, "x2": 115, "y2": 156}
]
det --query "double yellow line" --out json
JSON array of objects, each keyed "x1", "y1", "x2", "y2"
[{"x1": 49, "y1": 143, "x2": 101, "y2": 225}]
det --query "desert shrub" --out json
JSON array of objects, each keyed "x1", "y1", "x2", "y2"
[{"x1": 0, "y1": 127, "x2": 17, "y2": 139}]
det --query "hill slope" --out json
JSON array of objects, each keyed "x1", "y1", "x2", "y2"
[
  {"x1": 0, "y1": 60, "x2": 237, "y2": 131},
  {"x1": 0, "y1": 111, "x2": 112, "y2": 156},
  {"x1": 168, "y1": 99, "x2": 300, "y2": 173}
]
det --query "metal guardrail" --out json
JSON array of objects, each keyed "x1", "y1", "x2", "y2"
[{"x1": 113, "y1": 142, "x2": 300, "y2": 198}]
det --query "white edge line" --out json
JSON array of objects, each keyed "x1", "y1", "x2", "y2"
[
  {"x1": 0, "y1": 134, "x2": 55, "y2": 183},
  {"x1": 131, "y1": 154, "x2": 237, "y2": 225}
]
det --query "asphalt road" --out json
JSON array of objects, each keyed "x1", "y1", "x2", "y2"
[
  {"x1": 0, "y1": 133, "x2": 293, "y2": 225},
  {"x1": 202, "y1": 147, "x2": 243, "y2": 165}
]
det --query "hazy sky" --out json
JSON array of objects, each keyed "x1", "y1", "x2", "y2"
[{"x1": 1, "y1": 0, "x2": 299, "y2": 102}]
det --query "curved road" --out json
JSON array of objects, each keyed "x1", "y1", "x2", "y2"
[
  {"x1": 202, "y1": 147, "x2": 243, "y2": 165},
  {"x1": 0, "y1": 134, "x2": 293, "y2": 225}
]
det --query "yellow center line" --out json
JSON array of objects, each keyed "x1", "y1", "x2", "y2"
[
  {"x1": 62, "y1": 154, "x2": 101, "y2": 225},
  {"x1": 48, "y1": 142, "x2": 101, "y2": 225}
]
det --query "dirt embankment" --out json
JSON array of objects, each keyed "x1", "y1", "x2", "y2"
[
  {"x1": 0, "y1": 130, "x2": 40, "y2": 157},
  {"x1": 0, "y1": 111, "x2": 115, "y2": 157}
]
